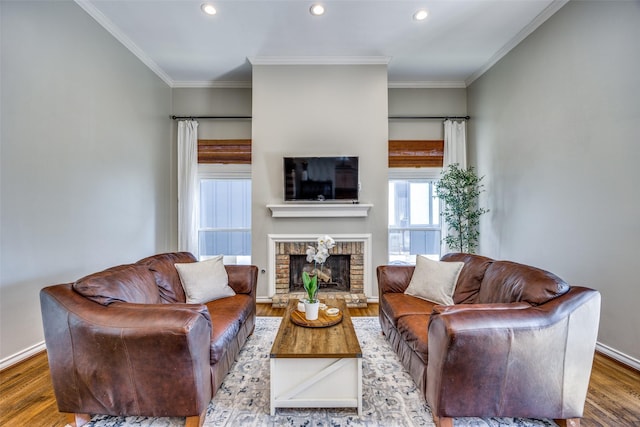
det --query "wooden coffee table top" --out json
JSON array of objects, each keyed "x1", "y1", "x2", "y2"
[{"x1": 270, "y1": 299, "x2": 362, "y2": 359}]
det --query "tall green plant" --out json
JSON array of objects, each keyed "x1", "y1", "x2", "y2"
[{"x1": 435, "y1": 163, "x2": 488, "y2": 254}]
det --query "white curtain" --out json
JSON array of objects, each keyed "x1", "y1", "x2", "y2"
[
  {"x1": 177, "y1": 120, "x2": 199, "y2": 255},
  {"x1": 441, "y1": 119, "x2": 467, "y2": 256},
  {"x1": 443, "y1": 119, "x2": 467, "y2": 169}
]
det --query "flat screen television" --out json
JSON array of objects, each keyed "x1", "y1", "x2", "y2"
[{"x1": 284, "y1": 156, "x2": 359, "y2": 202}]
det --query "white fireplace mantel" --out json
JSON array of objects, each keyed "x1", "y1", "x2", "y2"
[{"x1": 267, "y1": 203, "x2": 373, "y2": 218}]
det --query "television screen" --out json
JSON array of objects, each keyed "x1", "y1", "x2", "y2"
[{"x1": 284, "y1": 156, "x2": 359, "y2": 202}]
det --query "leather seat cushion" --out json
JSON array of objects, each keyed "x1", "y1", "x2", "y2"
[
  {"x1": 396, "y1": 314, "x2": 430, "y2": 364},
  {"x1": 381, "y1": 293, "x2": 436, "y2": 327},
  {"x1": 206, "y1": 294, "x2": 254, "y2": 364}
]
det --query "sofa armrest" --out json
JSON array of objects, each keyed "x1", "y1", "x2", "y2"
[
  {"x1": 426, "y1": 286, "x2": 601, "y2": 419},
  {"x1": 225, "y1": 265, "x2": 258, "y2": 299},
  {"x1": 377, "y1": 265, "x2": 415, "y2": 294},
  {"x1": 40, "y1": 284, "x2": 212, "y2": 417}
]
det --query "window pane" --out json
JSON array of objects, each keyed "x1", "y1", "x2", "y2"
[
  {"x1": 432, "y1": 193, "x2": 440, "y2": 225},
  {"x1": 199, "y1": 177, "x2": 251, "y2": 262},
  {"x1": 388, "y1": 182, "x2": 396, "y2": 226},
  {"x1": 388, "y1": 177, "x2": 441, "y2": 264},
  {"x1": 200, "y1": 179, "x2": 251, "y2": 229},
  {"x1": 388, "y1": 229, "x2": 441, "y2": 264},
  {"x1": 409, "y1": 230, "x2": 440, "y2": 255},
  {"x1": 199, "y1": 230, "x2": 251, "y2": 257},
  {"x1": 388, "y1": 229, "x2": 404, "y2": 256},
  {"x1": 409, "y1": 183, "x2": 429, "y2": 225}
]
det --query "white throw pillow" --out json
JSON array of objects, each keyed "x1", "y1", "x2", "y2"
[
  {"x1": 404, "y1": 255, "x2": 464, "y2": 306},
  {"x1": 175, "y1": 255, "x2": 236, "y2": 304}
]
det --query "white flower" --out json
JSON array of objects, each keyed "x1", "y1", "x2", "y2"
[
  {"x1": 306, "y1": 246, "x2": 317, "y2": 263},
  {"x1": 314, "y1": 250, "x2": 329, "y2": 264},
  {"x1": 318, "y1": 235, "x2": 336, "y2": 250},
  {"x1": 306, "y1": 235, "x2": 334, "y2": 266}
]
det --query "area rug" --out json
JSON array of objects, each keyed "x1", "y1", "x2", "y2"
[{"x1": 87, "y1": 317, "x2": 557, "y2": 427}]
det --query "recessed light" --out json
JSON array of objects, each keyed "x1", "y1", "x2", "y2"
[
  {"x1": 413, "y1": 9, "x2": 428, "y2": 21},
  {"x1": 310, "y1": 4, "x2": 325, "y2": 16},
  {"x1": 201, "y1": 3, "x2": 217, "y2": 15}
]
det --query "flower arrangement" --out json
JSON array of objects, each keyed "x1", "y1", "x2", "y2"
[{"x1": 302, "y1": 235, "x2": 336, "y2": 303}]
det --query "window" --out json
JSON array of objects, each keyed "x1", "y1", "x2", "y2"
[
  {"x1": 388, "y1": 169, "x2": 441, "y2": 264},
  {"x1": 198, "y1": 164, "x2": 251, "y2": 264}
]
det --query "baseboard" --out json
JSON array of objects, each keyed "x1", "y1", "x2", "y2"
[
  {"x1": 596, "y1": 342, "x2": 640, "y2": 371},
  {"x1": 0, "y1": 341, "x2": 46, "y2": 371}
]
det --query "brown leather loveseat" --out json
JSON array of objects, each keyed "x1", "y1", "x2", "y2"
[
  {"x1": 377, "y1": 253, "x2": 601, "y2": 427},
  {"x1": 39, "y1": 252, "x2": 258, "y2": 427}
]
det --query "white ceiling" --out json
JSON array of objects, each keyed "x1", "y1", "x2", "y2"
[{"x1": 76, "y1": 0, "x2": 566, "y2": 88}]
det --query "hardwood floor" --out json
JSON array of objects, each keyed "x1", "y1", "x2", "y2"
[{"x1": 1, "y1": 303, "x2": 638, "y2": 427}]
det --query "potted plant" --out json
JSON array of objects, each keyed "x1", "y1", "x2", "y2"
[
  {"x1": 435, "y1": 163, "x2": 488, "y2": 254},
  {"x1": 301, "y1": 235, "x2": 335, "y2": 320}
]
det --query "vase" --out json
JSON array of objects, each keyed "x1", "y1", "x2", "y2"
[{"x1": 304, "y1": 300, "x2": 320, "y2": 321}]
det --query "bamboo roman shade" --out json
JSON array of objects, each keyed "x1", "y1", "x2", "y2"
[
  {"x1": 388, "y1": 140, "x2": 444, "y2": 168},
  {"x1": 197, "y1": 139, "x2": 441, "y2": 166},
  {"x1": 198, "y1": 139, "x2": 252, "y2": 164}
]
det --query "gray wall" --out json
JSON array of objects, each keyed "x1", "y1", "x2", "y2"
[
  {"x1": 172, "y1": 88, "x2": 252, "y2": 140},
  {"x1": 467, "y1": 1, "x2": 640, "y2": 362},
  {"x1": 389, "y1": 88, "x2": 467, "y2": 140},
  {"x1": 251, "y1": 64, "x2": 389, "y2": 298},
  {"x1": 0, "y1": 1, "x2": 173, "y2": 362}
]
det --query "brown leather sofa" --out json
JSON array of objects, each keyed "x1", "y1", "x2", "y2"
[
  {"x1": 377, "y1": 253, "x2": 601, "y2": 427},
  {"x1": 39, "y1": 252, "x2": 258, "y2": 427}
]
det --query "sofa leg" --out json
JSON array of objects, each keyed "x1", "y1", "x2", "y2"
[
  {"x1": 65, "y1": 413, "x2": 92, "y2": 427},
  {"x1": 185, "y1": 410, "x2": 206, "y2": 427},
  {"x1": 554, "y1": 419, "x2": 580, "y2": 427},
  {"x1": 433, "y1": 416, "x2": 454, "y2": 427}
]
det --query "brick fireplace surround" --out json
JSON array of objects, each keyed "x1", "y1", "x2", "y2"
[{"x1": 268, "y1": 235, "x2": 371, "y2": 308}]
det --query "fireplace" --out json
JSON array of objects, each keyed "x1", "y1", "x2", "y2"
[
  {"x1": 268, "y1": 234, "x2": 371, "y2": 308},
  {"x1": 289, "y1": 254, "x2": 350, "y2": 293}
]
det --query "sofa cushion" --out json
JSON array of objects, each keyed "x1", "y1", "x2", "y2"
[
  {"x1": 477, "y1": 261, "x2": 570, "y2": 305},
  {"x1": 396, "y1": 314, "x2": 430, "y2": 364},
  {"x1": 175, "y1": 256, "x2": 236, "y2": 304},
  {"x1": 73, "y1": 264, "x2": 161, "y2": 306},
  {"x1": 137, "y1": 252, "x2": 196, "y2": 303},
  {"x1": 405, "y1": 255, "x2": 464, "y2": 305},
  {"x1": 206, "y1": 294, "x2": 254, "y2": 364},
  {"x1": 442, "y1": 253, "x2": 494, "y2": 304},
  {"x1": 381, "y1": 293, "x2": 437, "y2": 327}
]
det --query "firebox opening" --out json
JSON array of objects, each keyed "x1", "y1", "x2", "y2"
[{"x1": 289, "y1": 254, "x2": 350, "y2": 293}]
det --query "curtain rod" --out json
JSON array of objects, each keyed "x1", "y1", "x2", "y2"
[
  {"x1": 171, "y1": 115, "x2": 470, "y2": 121},
  {"x1": 171, "y1": 115, "x2": 251, "y2": 120},
  {"x1": 388, "y1": 116, "x2": 470, "y2": 120}
]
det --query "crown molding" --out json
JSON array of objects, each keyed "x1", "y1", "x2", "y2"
[
  {"x1": 172, "y1": 80, "x2": 467, "y2": 89},
  {"x1": 465, "y1": 0, "x2": 568, "y2": 87},
  {"x1": 388, "y1": 81, "x2": 467, "y2": 89},
  {"x1": 74, "y1": 0, "x2": 174, "y2": 87},
  {"x1": 248, "y1": 56, "x2": 392, "y2": 66},
  {"x1": 172, "y1": 80, "x2": 253, "y2": 89}
]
